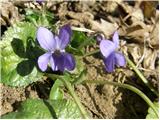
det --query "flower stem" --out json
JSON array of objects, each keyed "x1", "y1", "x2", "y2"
[
  {"x1": 47, "y1": 74, "x2": 89, "y2": 118},
  {"x1": 61, "y1": 78, "x2": 89, "y2": 119},
  {"x1": 82, "y1": 49, "x2": 100, "y2": 58},
  {"x1": 83, "y1": 80, "x2": 159, "y2": 118},
  {"x1": 125, "y1": 56, "x2": 158, "y2": 96}
]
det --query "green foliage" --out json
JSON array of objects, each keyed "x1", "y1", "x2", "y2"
[
  {"x1": 72, "y1": 69, "x2": 87, "y2": 85},
  {"x1": 71, "y1": 31, "x2": 95, "y2": 49},
  {"x1": 74, "y1": 56, "x2": 86, "y2": 73},
  {"x1": 0, "y1": 22, "x2": 43, "y2": 87},
  {"x1": 1, "y1": 99, "x2": 82, "y2": 119},
  {"x1": 25, "y1": 9, "x2": 39, "y2": 22},
  {"x1": 25, "y1": 8, "x2": 54, "y2": 28},
  {"x1": 146, "y1": 102, "x2": 159, "y2": 119},
  {"x1": 66, "y1": 31, "x2": 95, "y2": 56},
  {"x1": 49, "y1": 79, "x2": 64, "y2": 100}
]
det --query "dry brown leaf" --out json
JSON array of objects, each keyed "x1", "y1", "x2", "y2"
[
  {"x1": 66, "y1": 11, "x2": 94, "y2": 23},
  {"x1": 140, "y1": 1, "x2": 158, "y2": 19},
  {"x1": 66, "y1": 11, "x2": 118, "y2": 37},
  {"x1": 126, "y1": 24, "x2": 144, "y2": 34},
  {"x1": 131, "y1": 8, "x2": 144, "y2": 22},
  {"x1": 150, "y1": 19, "x2": 159, "y2": 48},
  {"x1": 125, "y1": 24, "x2": 149, "y2": 44},
  {"x1": 103, "y1": 0, "x2": 122, "y2": 13},
  {"x1": 127, "y1": 44, "x2": 142, "y2": 64},
  {"x1": 143, "y1": 48, "x2": 158, "y2": 70},
  {"x1": 0, "y1": 1, "x2": 21, "y2": 26},
  {"x1": 127, "y1": 29, "x2": 147, "y2": 40},
  {"x1": 90, "y1": 19, "x2": 119, "y2": 37}
]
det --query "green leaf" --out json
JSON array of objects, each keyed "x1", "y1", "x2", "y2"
[
  {"x1": 2, "y1": 99, "x2": 82, "y2": 119},
  {"x1": 66, "y1": 45, "x2": 84, "y2": 56},
  {"x1": 49, "y1": 79, "x2": 64, "y2": 100},
  {"x1": 25, "y1": 8, "x2": 39, "y2": 21},
  {"x1": 146, "y1": 102, "x2": 159, "y2": 119},
  {"x1": 37, "y1": 13, "x2": 50, "y2": 27},
  {"x1": 66, "y1": 31, "x2": 95, "y2": 56},
  {"x1": 25, "y1": 8, "x2": 54, "y2": 28},
  {"x1": 71, "y1": 31, "x2": 90, "y2": 48},
  {"x1": 62, "y1": 72, "x2": 74, "y2": 82},
  {"x1": 0, "y1": 22, "x2": 43, "y2": 87},
  {"x1": 76, "y1": 56, "x2": 85, "y2": 72},
  {"x1": 72, "y1": 69, "x2": 87, "y2": 85}
]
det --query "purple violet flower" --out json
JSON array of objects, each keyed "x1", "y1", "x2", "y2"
[
  {"x1": 36, "y1": 0, "x2": 44, "y2": 4},
  {"x1": 37, "y1": 25, "x2": 75, "y2": 72},
  {"x1": 99, "y1": 31, "x2": 126, "y2": 72}
]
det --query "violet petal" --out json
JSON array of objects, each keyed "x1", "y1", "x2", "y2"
[
  {"x1": 103, "y1": 52, "x2": 116, "y2": 72},
  {"x1": 115, "y1": 52, "x2": 126, "y2": 67},
  {"x1": 36, "y1": 0, "x2": 43, "y2": 4},
  {"x1": 38, "y1": 52, "x2": 52, "y2": 71},
  {"x1": 51, "y1": 54, "x2": 65, "y2": 72},
  {"x1": 58, "y1": 25, "x2": 72, "y2": 49},
  {"x1": 112, "y1": 31, "x2": 119, "y2": 48},
  {"x1": 100, "y1": 40, "x2": 116, "y2": 58},
  {"x1": 64, "y1": 53, "x2": 75, "y2": 71},
  {"x1": 37, "y1": 27, "x2": 56, "y2": 51},
  {"x1": 50, "y1": 55, "x2": 57, "y2": 71},
  {"x1": 54, "y1": 36, "x2": 61, "y2": 50}
]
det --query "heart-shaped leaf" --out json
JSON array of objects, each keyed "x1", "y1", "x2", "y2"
[
  {"x1": 146, "y1": 102, "x2": 159, "y2": 119},
  {"x1": 49, "y1": 79, "x2": 64, "y2": 100},
  {"x1": 0, "y1": 22, "x2": 43, "y2": 87},
  {"x1": 1, "y1": 99, "x2": 82, "y2": 119}
]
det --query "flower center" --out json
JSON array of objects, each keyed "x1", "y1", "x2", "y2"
[{"x1": 54, "y1": 49, "x2": 61, "y2": 56}]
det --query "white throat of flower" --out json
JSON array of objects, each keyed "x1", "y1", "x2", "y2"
[{"x1": 52, "y1": 49, "x2": 65, "y2": 56}]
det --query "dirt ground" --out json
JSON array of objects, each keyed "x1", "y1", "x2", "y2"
[{"x1": 0, "y1": 1, "x2": 159, "y2": 119}]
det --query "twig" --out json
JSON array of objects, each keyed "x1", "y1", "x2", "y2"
[{"x1": 71, "y1": 26, "x2": 95, "y2": 33}]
